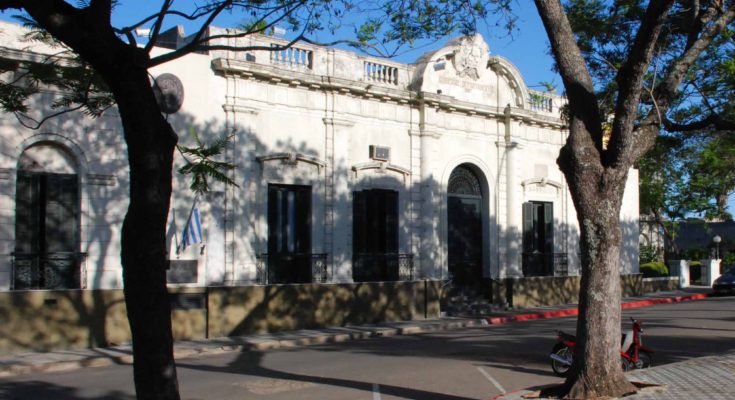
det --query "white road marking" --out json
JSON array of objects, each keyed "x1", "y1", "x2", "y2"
[
  {"x1": 477, "y1": 366, "x2": 506, "y2": 394},
  {"x1": 372, "y1": 383, "x2": 381, "y2": 400}
]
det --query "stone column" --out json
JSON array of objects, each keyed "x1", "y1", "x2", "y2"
[
  {"x1": 222, "y1": 98, "x2": 259, "y2": 284},
  {"x1": 419, "y1": 128, "x2": 442, "y2": 279},
  {"x1": 323, "y1": 115, "x2": 355, "y2": 282},
  {"x1": 502, "y1": 105, "x2": 523, "y2": 277}
]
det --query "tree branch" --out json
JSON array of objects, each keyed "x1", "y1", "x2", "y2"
[
  {"x1": 664, "y1": 114, "x2": 735, "y2": 132},
  {"x1": 631, "y1": 4, "x2": 735, "y2": 161},
  {"x1": 144, "y1": 0, "x2": 174, "y2": 53},
  {"x1": 88, "y1": 0, "x2": 113, "y2": 22},
  {"x1": 533, "y1": 0, "x2": 604, "y2": 174},
  {"x1": 606, "y1": 0, "x2": 675, "y2": 169}
]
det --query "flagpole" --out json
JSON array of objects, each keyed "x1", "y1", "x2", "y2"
[{"x1": 173, "y1": 208, "x2": 180, "y2": 257}]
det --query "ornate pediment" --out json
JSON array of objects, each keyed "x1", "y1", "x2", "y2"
[{"x1": 450, "y1": 34, "x2": 490, "y2": 81}]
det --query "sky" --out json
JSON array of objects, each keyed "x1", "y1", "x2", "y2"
[{"x1": 2, "y1": 2, "x2": 733, "y2": 216}]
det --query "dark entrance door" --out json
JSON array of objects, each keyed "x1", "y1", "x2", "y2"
[
  {"x1": 15, "y1": 172, "x2": 80, "y2": 289},
  {"x1": 447, "y1": 165, "x2": 483, "y2": 286},
  {"x1": 267, "y1": 184, "x2": 311, "y2": 283},
  {"x1": 448, "y1": 196, "x2": 482, "y2": 285},
  {"x1": 522, "y1": 201, "x2": 554, "y2": 276},
  {"x1": 352, "y1": 189, "x2": 399, "y2": 282}
]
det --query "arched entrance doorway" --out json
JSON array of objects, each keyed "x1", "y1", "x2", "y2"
[
  {"x1": 14, "y1": 143, "x2": 81, "y2": 289},
  {"x1": 447, "y1": 164, "x2": 484, "y2": 286}
]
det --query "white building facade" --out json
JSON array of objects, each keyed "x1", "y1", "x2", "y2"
[{"x1": 0, "y1": 22, "x2": 640, "y2": 298}]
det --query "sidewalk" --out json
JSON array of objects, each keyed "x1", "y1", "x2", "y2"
[
  {"x1": 0, "y1": 288, "x2": 715, "y2": 382},
  {"x1": 494, "y1": 351, "x2": 735, "y2": 400}
]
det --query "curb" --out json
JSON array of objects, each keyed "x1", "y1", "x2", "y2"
[
  {"x1": 0, "y1": 293, "x2": 712, "y2": 378},
  {"x1": 486, "y1": 293, "x2": 712, "y2": 325},
  {"x1": 0, "y1": 319, "x2": 482, "y2": 378}
]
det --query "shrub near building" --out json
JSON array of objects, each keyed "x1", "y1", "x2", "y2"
[{"x1": 640, "y1": 261, "x2": 669, "y2": 277}]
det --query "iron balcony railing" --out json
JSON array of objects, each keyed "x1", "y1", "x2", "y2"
[
  {"x1": 522, "y1": 252, "x2": 569, "y2": 277},
  {"x1": 11, "y1": 252, "x2": 86, "y2": 290},
  {"x1": 255, "y1": 253, "x2": 328, "y2": 285},
  {"x1": 353, "y1": 253, "x2": 414, "y2": 282}
]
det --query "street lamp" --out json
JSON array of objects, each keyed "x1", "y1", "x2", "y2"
[{"x1": 713, "y1": 235, "x2": 722, "y2": 260}]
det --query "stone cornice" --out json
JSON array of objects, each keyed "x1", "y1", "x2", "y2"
[
  {"x1": 222, "y1": 104, "x2": 259, "y2": 115},
  {"x1": 323, "y1": 117, "x2": 356, "y2": 128},
  {"x1": 410, "y1": 128, "x2": 441, "y2": 139},
  {"x1": 212, "y1": 58, "x2": 414, "y2": 105},
  {"x1": 212, "y1": 57, "x2": 566, "y2": 129}
]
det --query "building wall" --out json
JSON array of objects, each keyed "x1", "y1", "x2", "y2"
[{"x1": 0, "y1": 21, "x2": 639, "y2": 294}]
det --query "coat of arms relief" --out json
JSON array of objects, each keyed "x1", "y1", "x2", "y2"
[{"x1": 451, "y1": 35, "x2": 490, "y2": 80}]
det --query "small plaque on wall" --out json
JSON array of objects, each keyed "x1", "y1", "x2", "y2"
[{"x1": 167, "y1": 260, "x2": 198, "y2": 284}]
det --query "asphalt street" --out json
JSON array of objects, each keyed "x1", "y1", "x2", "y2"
[{"x1": 2, "y1": 295, "x2": 734, "y2": 400}]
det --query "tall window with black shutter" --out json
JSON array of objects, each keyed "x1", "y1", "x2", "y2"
[
  {"x1": 15, "y1": 172, "x2": 80, "y2": 289},
  {"x1": 267, "y1": 184, "x2": 312, "y2": 283},
  {"x1": 522, "y1": 201, "x2": 554, "y2": 276},
  {"x1": 352, "y1": 189, "x2": 399, "y2": 282}
]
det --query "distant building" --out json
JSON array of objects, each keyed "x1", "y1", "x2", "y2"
[{"x1": 668, "y1": 221, "x2": 735, "y2": 260}]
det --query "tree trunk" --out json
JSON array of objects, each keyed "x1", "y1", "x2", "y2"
[
  {"x1": 554, "y1": 124, "x2": 638, "y2": 397},
  {"x1": 568, "y1": 198, "x2": 637, "y2": 398},
  {"x1": 15, "y1": 3, "x2": 182, "y2": 398},
  {"x1": 110, "y1": 67, "x2": 180, "y2": 400}
]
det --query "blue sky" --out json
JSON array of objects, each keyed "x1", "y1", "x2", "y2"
[{"x1": 2, "y1": 2, "x2": 733, "y2": 216}]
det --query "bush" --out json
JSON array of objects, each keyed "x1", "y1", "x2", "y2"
[
  {"x1": 684, "y1": 247, "x2": 708, "y2": 261},
  {"x1": 640, "y1": 261, "x2": 669, "y2": 277},
  {"x1": 639, "y1": 244, "x2": 659, "y2": 264}
]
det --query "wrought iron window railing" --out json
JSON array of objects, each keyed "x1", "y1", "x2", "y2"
[
  {"x1": 353, "y1": 253, "x2": 414, "y2": 282},
  {"x1": 11, "y1": 252, "x2": 85, "y2": 290},
  {"x1": 522, "y1": 252, "x2": 569, "y2": 277},
  {"x1": 255, "y1": 253, "x2": 328, "y2": 284}
]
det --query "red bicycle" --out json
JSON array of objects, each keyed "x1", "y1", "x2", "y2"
[{"x1": 550, "y1": 317, "x2": 654, "y2": 376}]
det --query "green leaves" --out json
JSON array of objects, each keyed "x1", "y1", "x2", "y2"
[
  {"x1": 176, "y1": 128, "x2": 238, "y2": 195},
  {"x1": 639, "y1": 129, "x2": 735, "y2": 222}
]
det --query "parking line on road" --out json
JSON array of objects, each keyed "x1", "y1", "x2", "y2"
[
  {"x1": 373, "y1": 383, "x2": 381, "y2": 400},
  {"x1": 477, "y1": 366, "x2": 506, "y2": 394}
]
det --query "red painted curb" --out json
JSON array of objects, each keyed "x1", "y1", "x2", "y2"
[{"x1": 486, "y1": 293, "x2": 711, "y2": 325}]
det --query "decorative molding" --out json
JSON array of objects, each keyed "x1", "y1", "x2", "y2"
[
  {"x1": 495, "y1": 141, "x2": 521, "y2": 149},
  {"x1": 0, "y1": 168, "x2": 12, "y2": 180},
  {"x1": 87, "y1": 174, "x2": 117, "y2": 186},
  {"x1": 222, "y1": 104, "x2": 260, "y2": 115},
  {"x1": 256, "y1": 152, "x2": 327, "y2": 172},
  {"x1": 419, "y1": 129, "x2": 441, "y2": 139},
  {"x1": 352, "y1": 161, "x2": 411, "y2": 180},
  {"x1": 323, "y1": 117, "x2": 355, "y2": 127},
  {"x1": 521, "y1": 177, "x2": 562, "y2": 196}
]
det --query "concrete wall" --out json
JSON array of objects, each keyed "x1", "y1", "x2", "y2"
[
  {"x1": 641, "y1": 277, "x2": 680, "y2": 293},
  {"x1": 0, "y1": 281, "x2": 440, "y2": 355}
]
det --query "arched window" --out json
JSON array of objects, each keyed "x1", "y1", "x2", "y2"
[
  {"x1": 14, "y1": 143, "x2": 81, "y2": 289},
  {"x1": 448, "y1": 165, "x2": 482, "y2": 196}
]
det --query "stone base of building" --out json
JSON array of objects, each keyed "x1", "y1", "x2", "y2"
[
  {"x1": 0, "y1": 281, "x2": 442, "y2": 356},
  {"x1": 490, "y1": 274, "x2": 645, "y2": 309}
]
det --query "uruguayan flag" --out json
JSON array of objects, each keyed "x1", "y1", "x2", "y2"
[{"x1": 180, "y1": 207, "x2": 203, "y2": 250}]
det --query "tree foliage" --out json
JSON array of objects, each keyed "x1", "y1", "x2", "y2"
[
  {"x1": 533, "y1": 0, "x2": 735, "y2": 397},
  {"x1": 563, "y1": 0, "x2": 735, "y2": 226}
]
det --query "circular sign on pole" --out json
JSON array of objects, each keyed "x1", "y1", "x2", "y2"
[{"x1": 153, "y1": 73, "x2": 184, "y2": 114}]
